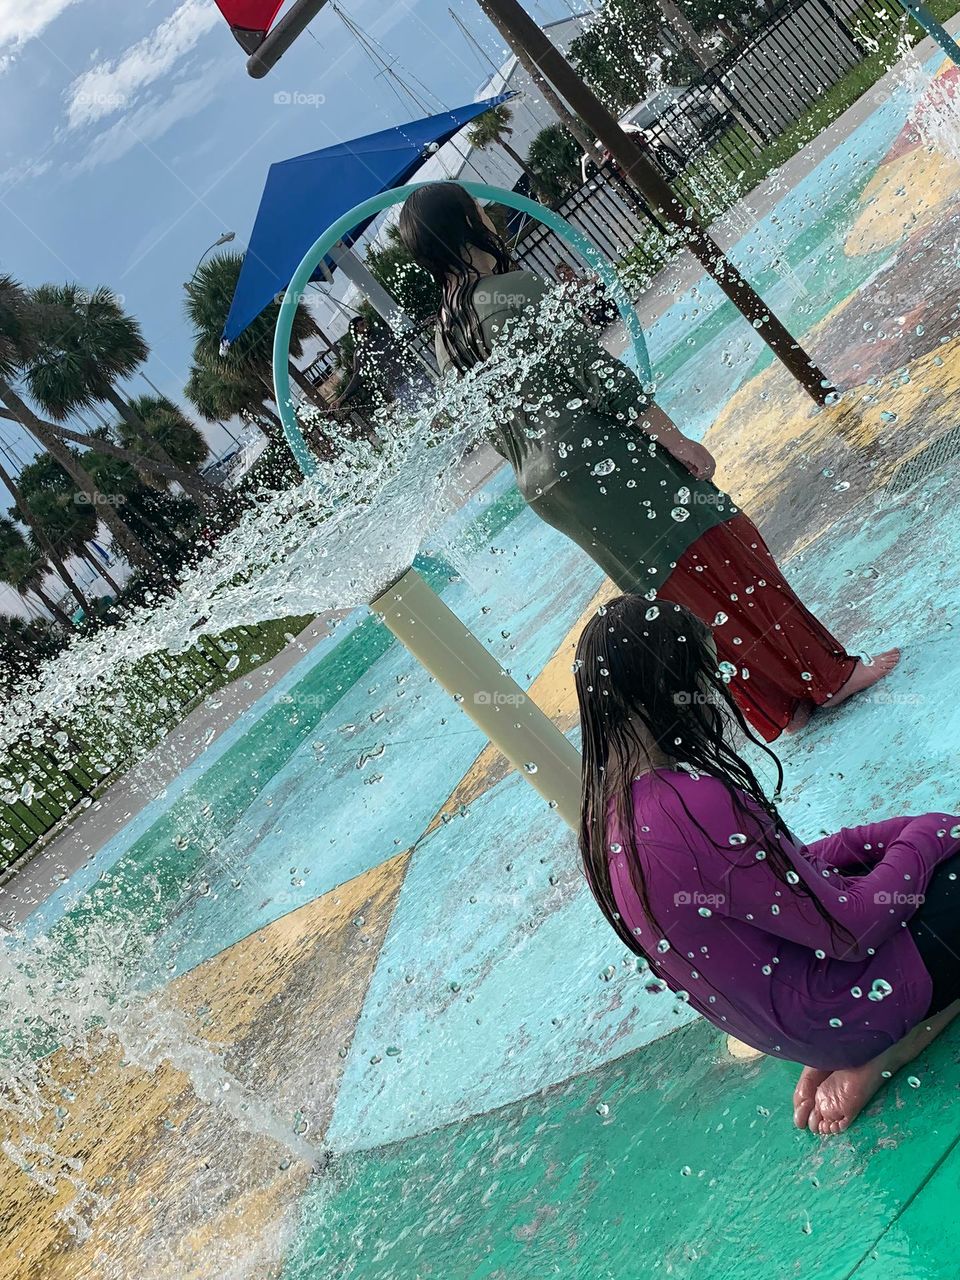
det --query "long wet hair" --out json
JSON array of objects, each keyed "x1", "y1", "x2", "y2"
[
  {"x1": 575, "y1": 596, "x2": 850, "y2": 959},
  {"x1": 398, "y1": 183, "x2": 512, "y2": 373}
]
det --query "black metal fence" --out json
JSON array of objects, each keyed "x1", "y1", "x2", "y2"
[
  {"x1": 515, "y1": 0, "x2": 910, "y2": 280},
  {"x1": 512, "y1": 161, "x2": 663, "y2": 283},
  {"x1": 646, "y1": 0, "x2": 907, "y2": 199}
]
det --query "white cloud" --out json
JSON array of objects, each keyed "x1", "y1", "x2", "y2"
[
  {"x1": 0, "y1": 0, "x2": 77, "y2": 55},
  {"x1": 71, "y1": 60, "x2": 227, "y2": 173},
  {"x1": 65, "y1": 0, "x2": 219, "y2": 129},
  {"x1": 0, "y1": 156, "x2": 52, "y2": 188}
]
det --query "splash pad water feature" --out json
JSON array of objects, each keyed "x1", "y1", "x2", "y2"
[
  {"x1": 272, "y1": 180, "x2": 653, "y2": 827},
  {"x1": 6, "y1": 34, "x2": 960, "y2": 1278}
]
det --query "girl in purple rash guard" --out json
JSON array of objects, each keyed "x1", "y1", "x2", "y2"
[{"x1": 575, "y1": 595, "x2": 960, "y2": 1136}]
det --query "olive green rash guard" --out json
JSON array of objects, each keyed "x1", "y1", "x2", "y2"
[{"x1": 436, "y1": 269, "x2": 737, "y2": 594}]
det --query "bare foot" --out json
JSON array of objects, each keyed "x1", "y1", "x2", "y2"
[
  {"x1": 793, "y1": 1066, "x2": 832, "y2": 1129},
  {"x1": 785, "y1": 700, "x2": 814, "y2": 734},
  {"x1": 810, "y1": 1062, "x2": 886, "y2": 1135},
  {"x1": 807, "y1": 998, "x2": 960, "y2": 1136},
  {"x1": 825, "y1": 649, "x2": 901, "y2": 710}
]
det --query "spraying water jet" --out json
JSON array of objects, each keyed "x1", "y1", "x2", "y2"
[{"x1": 271, "y1": 181, "x2": 650, "y2": 826}]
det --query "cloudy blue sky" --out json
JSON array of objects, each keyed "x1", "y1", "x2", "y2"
[{"x1": 0, "y1": 0, "x2": 575, "y2": 457}]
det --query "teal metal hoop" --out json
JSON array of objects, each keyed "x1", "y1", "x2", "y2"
[{"x1": 273, "y1": 180, "x2": 651, "y2": 476}]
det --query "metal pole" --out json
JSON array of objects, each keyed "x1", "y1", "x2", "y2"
[
  {"x1": 371, "y1": 567, "x2": 582, "y2": 827},
  {"x1": 328, "y1": 241, "x2": 415, "y2": 333},
  {"x1": 247, "y1": 0, "x2": 332, "y2": 77},
  {"x1": 476, "y1": 0, "x2": 833, "y2": 405},
  {"x1": 894, "y1": 1, "x2": 960, "y2": 66}
]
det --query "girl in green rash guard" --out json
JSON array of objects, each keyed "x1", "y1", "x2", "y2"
[{"x1": 398, "y1": 183, "x2": 899, "y2": 742}]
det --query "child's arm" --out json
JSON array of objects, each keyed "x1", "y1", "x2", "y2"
[
  {"x1": 681, "y1": 781, "x2": 960, "y2": 961},
  {"x1": 802, "y1": 816, "x2": 956, "y2": 876}
]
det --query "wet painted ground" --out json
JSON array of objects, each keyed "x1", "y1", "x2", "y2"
[{"x1": 5, "y1": 46, "x2": 960, "y2": 1280}]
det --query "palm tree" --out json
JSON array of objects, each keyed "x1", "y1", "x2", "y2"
[
  {"x1": 24, "y1": 488, "x2": 121, "y2": 598},
  {"x1": 466, "y1": 103, "x2": 538, "y2": 184},
  {"x1": 365, "y1": 227, "x2": 441, "y2": 326},
  {"x1": 115, "y1": 394, "x2": 209, "y2": 488},
  {"x1": 185, "y1": 360, "x2": 283, "y2": 437},
  {"x1": 0, "y1": 516, "x2": 72, "y2": 627},
  {"x1": 184, "y1": 251, "x2": 321, "y2": 410},
  {"x1": 83, "y1": 449, "x2": 192, "y2": 566},
  {"x1": 527, "y1": 124, "x2": 584, "y2": 205},
  {"x1": 14, "y1": 450, "x2": 122, "y2": 596},
  {"x1": 26, "y1": 283, "x2": 149, "y2": 426},
  {"x1": 0, "y1": 451, "x2": 91, "y2": 615},
  {"x1": 25, "y1": 283, "x2": 212, "y2": 506},
  {"x1": 0, "y1": 275, "x2": 155, "y2": 572}
]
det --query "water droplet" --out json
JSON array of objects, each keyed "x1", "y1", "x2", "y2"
[
  {"x1": 671, "y1": 507, "x2": 690, "y2": 523},
  {"x1": 907, "y1": 1075, "x2": 921, "y2": 1089},
  {"x1": 523, "y1": 762, "x2": 538, "y2": 775}
]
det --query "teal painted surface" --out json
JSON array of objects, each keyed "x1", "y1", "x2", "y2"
[
  {"x1": 325, "y1": 467, "x2": 960, "y2": 1149},
  {"x1": 324, "y1": 766, "x2": 694, "y2": 1152},
  {"x1": 26, "y1": 479, "x2": 606, "y2": 984},
  {"x1": 648, "y1": 61, "x2": 937, "y2": 436}
]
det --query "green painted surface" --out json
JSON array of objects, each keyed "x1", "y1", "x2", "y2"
[{"x1": 283, "y1": 1017, "x2": 960, "y2": 1279}]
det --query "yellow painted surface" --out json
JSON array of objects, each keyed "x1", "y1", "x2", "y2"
[
  {"x1": 845, "y1": 146, "x2": 960, "y2": 256},
  {"x1": 703, "y1": 334, "x2": 960, "y2": 559},
  {"x1": 0, "y1": 853, "x2": 409, "y2": 1280}
]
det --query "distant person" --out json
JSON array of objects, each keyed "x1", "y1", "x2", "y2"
[
  {"x1": 335, "y1": 315, "x2": 432, "y2": 417},
  {"x1": 398, "y1": 182, "x2": 897, "y2": 741},
  {"x1": 576, "y1": 597, "x2": 960, "y2": 1136}
]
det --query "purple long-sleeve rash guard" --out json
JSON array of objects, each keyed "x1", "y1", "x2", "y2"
[{"x1": 604, "y1": 769, "x2": 960, "y2": 1068}]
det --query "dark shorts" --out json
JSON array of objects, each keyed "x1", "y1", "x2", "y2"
[{"x1": 908, "y1": 853, "x2": 960, "y2": 1018}]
